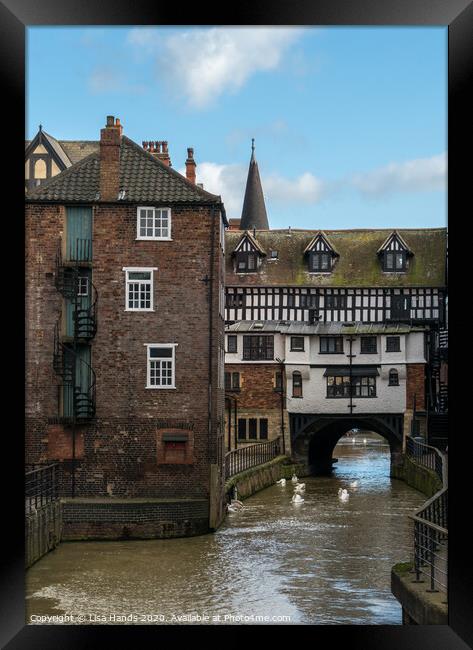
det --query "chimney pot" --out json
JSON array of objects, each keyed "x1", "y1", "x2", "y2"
[
  {"x1": 106, "y1": 115, "x2": 114, "y2": 126},
  {"x1": 163, "y1": 141, "x2": 168, "y2": 153},
  {"x1": 185, "y1": 147, "x2": 196, "y2": 184}
]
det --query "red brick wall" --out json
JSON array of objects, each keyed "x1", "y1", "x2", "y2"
[
  {"x1": 25, "y1": 201, "x2": 225, "y2": 501},
  {"x1": 406, "y1": 363, "x2": 426, "y2": 410},
  {"x1": 225, "y1": 363, "x2": 281, "y2": 409}
]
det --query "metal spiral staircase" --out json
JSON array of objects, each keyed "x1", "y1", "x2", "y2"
[
  {"x1": 53, "y1": 237, "x2": 97, "y2": 421},
  {"x1": 53, "y1": 322, "x2": 96, "y2": 420}
]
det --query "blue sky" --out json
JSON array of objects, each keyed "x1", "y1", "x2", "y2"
[{"x1": 26, "y1": 26, "x2": 447, "y2": 229}]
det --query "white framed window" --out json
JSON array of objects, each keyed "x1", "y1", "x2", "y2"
[
  {"x1": 137, "y1": 207, "x2": 171, "y2": 240},
  {"x1": 77, "y1": 277, "x2": 89, "y2": 296},
  {"x1": 123, "y1": 267, "x2": 157, "y2": 311},
  {"x1": 145, "y1": 343, "x2": 177, "y2": 389}
]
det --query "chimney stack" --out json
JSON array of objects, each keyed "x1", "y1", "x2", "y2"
[
  {"x1": 185, "y1": 147, "x2": 196, "y2": 184},
  {"x1": 100, "y1": 115, "x2": 122, "y2": 201},
  {"x1": 142, "y1": 140, "x2": 172, "y2": 166}
]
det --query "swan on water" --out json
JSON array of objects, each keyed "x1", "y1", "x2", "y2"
[
  {"x1": 291, "y1": 474, "x2": 298, "y2": 483},
  {"x1": 294, "y1": 483, "x2": 305, "y2": 492},
  {"x1": 350, "y1": 480, "x2": 358, "y2": 488},
  {"x1": 292, "y1": 493, "x2": 304, "y2": 504},
  {"x1": 276, "y1": 478, "x2": 286, "y2": 486},
  {"x1": 338, "y1": 488, "x2": 349, "y2": 501}
]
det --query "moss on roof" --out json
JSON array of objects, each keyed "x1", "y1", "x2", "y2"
[{"x1": 225, "y1": 228, "x2": 447, "y2": 288}]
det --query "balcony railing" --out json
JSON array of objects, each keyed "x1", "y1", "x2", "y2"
[{"x1": 225, "y1": 437, "x2": 282, "y2": 479}]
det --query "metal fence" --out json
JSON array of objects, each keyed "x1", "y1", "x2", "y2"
[
  {"x1": 411, "y1": 487, "x2": 448, "y2": 594},
  {"x1": 225, "y1": 437, "x2": 282, "y2": 479},
  {"x1": 405, "y1": 435, "x2": 444, "y2": 482},
  {"x1": 407, "y1": 435, "x2": 448, "y2": 596},
  {"x1": 25, "y1": 463, "x2": 60, "y2": 514}
]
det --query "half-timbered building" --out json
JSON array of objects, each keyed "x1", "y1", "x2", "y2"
[{"x1": 224, "y1": 145, "x2": 448, "y2": 468}]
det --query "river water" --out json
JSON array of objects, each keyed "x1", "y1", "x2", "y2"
[{"x1": 26, "y1": 432, "x2": 424, "y2": 625}]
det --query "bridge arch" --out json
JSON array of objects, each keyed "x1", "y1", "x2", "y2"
[{"x1": 289, "y1": 413, "x2": 404, "y2": 475}]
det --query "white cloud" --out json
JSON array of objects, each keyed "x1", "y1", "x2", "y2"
[
  {"x1": 264, "y1": 172, "x2": 325, "y2": 204},
  {"x1": 351, "y1": 153, "x2": 447, "y2": 196},
  {"x1": 129, "y1": 27, "x2": 302, "y2": 109},
  {"x1": 178, "y1": 161, "x2": 325, "y2": 218},
  {"x1": 178, "y1": 162, "x2": 247, "y2": 217}
]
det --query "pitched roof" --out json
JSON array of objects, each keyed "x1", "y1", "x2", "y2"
[
  {"x1": 377, "y1": 230, "x2": 414, "y2": 255},
  {"x1": 303, "y1": 231, "x2": 339, "y2": 256},
  {"x1": 225, "y1": 228, "x2": 447, "y2": 288},
  {"x1": 240, "y1": 140, "x2": 269, "y2": 230},
  {"x1": 59, "y1": 140, "x2": 100, "y2": 164},
  {"x1": 26, "y1": 136, "x2": 224, "y2": 206},
  {"x1": 233, "y1": 231, "x2": 267, "y2": 256}
]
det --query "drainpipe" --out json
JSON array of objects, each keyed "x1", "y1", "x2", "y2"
[
  {"x1": 276, "y1": 357, "x2": 286, "y2": 455},
  {"x1": 207, "y1": 206, "x2": 216, "y2": 463},
  {"x1": 347, "y1": 336, "x2": 356, "y2": 415}
]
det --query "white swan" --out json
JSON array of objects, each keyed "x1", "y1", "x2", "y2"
[
  {"x1": 291, "y1": 474, "x2": 298, "y2": 483},
  {"x1": 338, "y1": 488, "x2": 349, "y2": 501},
  {"x1": 350, "y1": 480, "x2": 358, "y2": 488},
  {"x1": 227, "y1": 504, "x2": 240, "y2": 513},
  {"x1": 292, "y1": 493, "x2": 304, "y2": 504},
  {"x1": 294, "y1": 483, "x2": 305, "y2": 493},
  {"x1": 276, "y1": 478, "x2": 286, "y2": 486}
]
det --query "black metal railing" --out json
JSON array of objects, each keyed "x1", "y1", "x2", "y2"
[
  {"x1": 407, "y1": 434, "x2": 448, "y2": 596},
  {"x1": 53, "y1": 323, "x2": 96, "y2": 421},
  {"x1": 74, "y1": 282, "x2": 98, "y2": 340},
  {"x1": 25, "y1": 463, "x2": 60, "y2": 514},
  {"x1": 225, "y1": 437, "x2": 282, "y2": 479},
  {"x1": 411, "y1": 486, "x2": 448, "y2": 594},
  {"x1": 405, "y1": 434, "x2": 444, "y2": 482},
  {"x1": 66, "y1": 237, "x2": 92, "y2": 263}
]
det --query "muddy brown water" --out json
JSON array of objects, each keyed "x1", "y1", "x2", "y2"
[{"x1": 26, "y1": 432, "x2": 424, "y2": 625}]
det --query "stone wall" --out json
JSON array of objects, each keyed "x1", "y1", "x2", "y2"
[
  {"x1": 25, "y1": 501, "x2": 62, "y2": 568},
  {"x1": 61, "y1": 498, "x2": 209, "y2": 540}
]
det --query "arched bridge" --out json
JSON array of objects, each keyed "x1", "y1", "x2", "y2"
[{"x1": 289, "y1": 413, "x2": 404, "y2": 475}]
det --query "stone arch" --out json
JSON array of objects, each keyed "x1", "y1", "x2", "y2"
[{"x1": 290, "y1": 414, "x2": 403, "y2": 475}]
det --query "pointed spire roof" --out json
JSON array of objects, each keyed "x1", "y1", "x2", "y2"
[{"x1": 240, "y1": 139, "x2": 269, "y2": 230}]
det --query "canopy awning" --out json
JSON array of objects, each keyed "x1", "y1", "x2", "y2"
[{"x1": 323, "y1": 366, "x2": 379, "y2": 377}]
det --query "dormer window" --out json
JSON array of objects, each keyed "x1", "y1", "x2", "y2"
[
  {"x1": 304, "y1": 232, "x2": 338, "y2": 274},
  {"x1": 378, "y1": 231, "x2": 412, "y2": 273},
  {"x1": 236, "y1": 251, "x2": 257, "y2": 272},
  {"x1": 383, "y1": 250, "x2": 407, "y2": 272},
  {"x1": 232, "y1": 231, "x2": 266, "y2": 273},
  {"x1": 310, "y1": 251, "x2": 331, "y2": 272}
]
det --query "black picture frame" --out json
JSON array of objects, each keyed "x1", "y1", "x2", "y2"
[{"x1": 2, "y1": 1, "x2": 470, "y2": 648}]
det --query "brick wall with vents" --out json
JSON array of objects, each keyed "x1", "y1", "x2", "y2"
[{"x1": 25, "y1": 201, "x2": 225, "y2": 518}]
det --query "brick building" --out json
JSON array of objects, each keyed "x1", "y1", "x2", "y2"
[
  {"x1": 25, "y1": 116, "x2": 228, "y2": 538},
  {"x1": 224, "y1": 144, "x2": 448, "y2": 469}
]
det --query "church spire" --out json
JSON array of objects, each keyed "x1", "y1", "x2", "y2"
[{"x1": 240, "y1": 139, "x2": 269, "y2": 231}]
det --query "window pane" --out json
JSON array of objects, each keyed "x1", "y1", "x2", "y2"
[
  {"x1": 238, "y1": 419, "x2": 247, "y2": 439},
  {"x1": 129, "y1": 272, "x2": 151, "y2": 280},
  {"x1": 249, "y1": 418, "x2": 257, "y2": 439},
  {"x1": 150, "y1": 347, "x2": 173, "y2": 358},
  {"x1": 260, "y1": 419, "x2": 268, "y2": 439}
]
